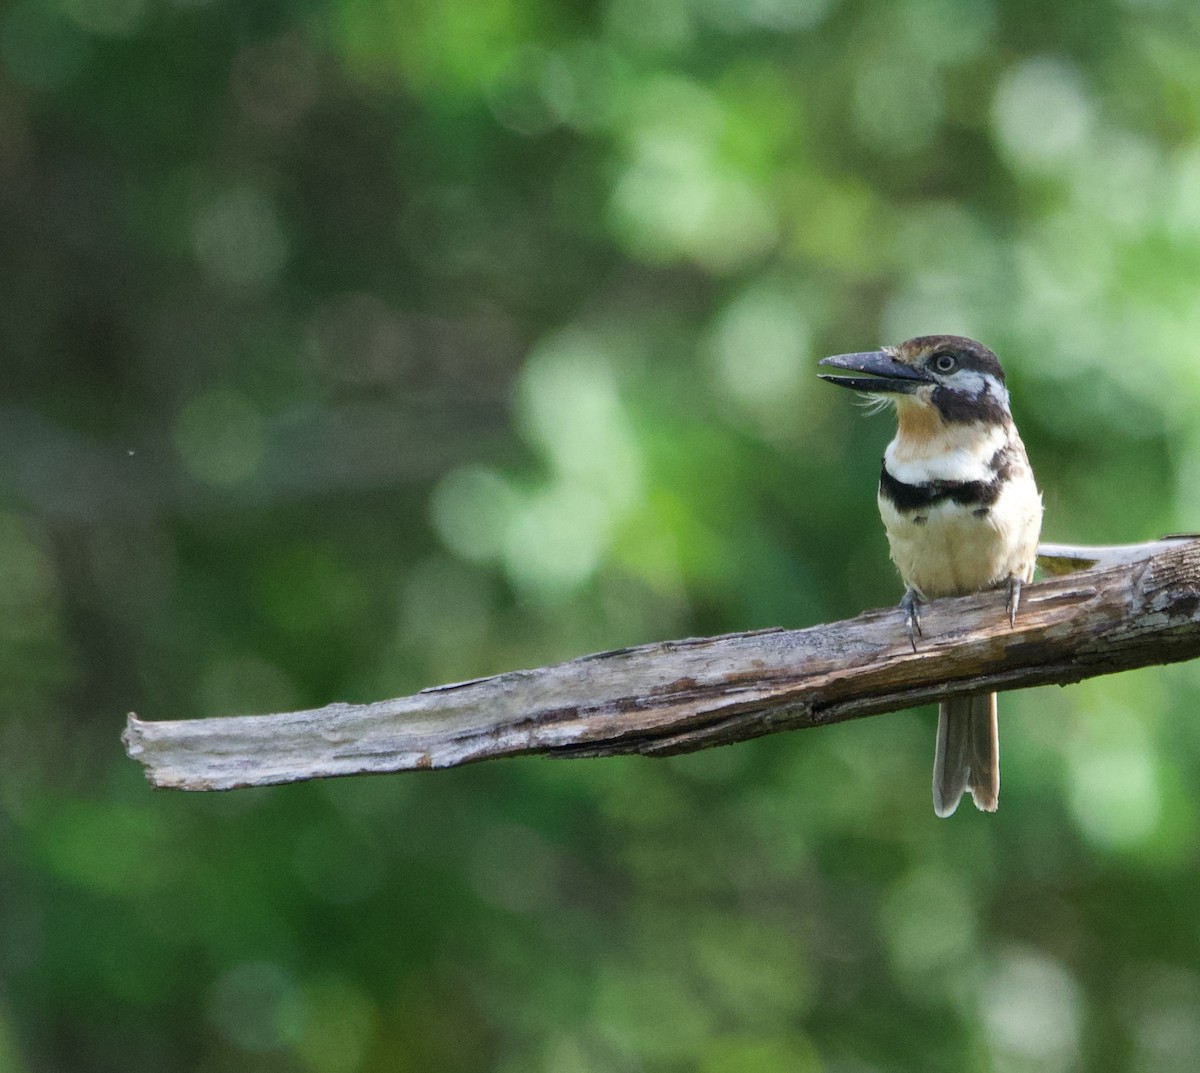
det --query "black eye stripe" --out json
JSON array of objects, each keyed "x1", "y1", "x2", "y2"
[
  {"x1": 896, "y1": 336, "x2": 1007, "y2": 383},
  {"x1": 932, "y1": 353, "x2": 957, "y2": 372}
]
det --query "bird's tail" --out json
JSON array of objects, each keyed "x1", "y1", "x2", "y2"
[{"x1": 933, "y1": 693, "x2": 999, "y2": 817}]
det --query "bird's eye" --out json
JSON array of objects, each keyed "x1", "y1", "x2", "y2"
[{"x1": 932, "y1": 353, "x2": 958, "y2": 373}]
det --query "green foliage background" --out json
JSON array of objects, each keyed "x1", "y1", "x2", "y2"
[{"x1": 4, "y1": 0, "x2": 1200, "y2": 1069}]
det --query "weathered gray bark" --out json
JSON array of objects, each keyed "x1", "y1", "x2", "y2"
[{"x1": 123, "y1": 538, "x2": 1200, "y2": 791}]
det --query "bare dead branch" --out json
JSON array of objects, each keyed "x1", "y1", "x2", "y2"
[{"x1": 122, "y1": 538, "x2": 1200, "y2": 791}]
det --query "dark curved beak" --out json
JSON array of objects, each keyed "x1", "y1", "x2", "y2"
[{"x1": 818, "y1": 351, "x2": 932, "y2": 394}]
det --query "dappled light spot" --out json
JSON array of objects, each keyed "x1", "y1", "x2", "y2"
[
  {"x1": 980, "y1": 947, "x2": 1082, "y2": 1069},
  {"x1": 208, "y1": 961, "x2": 300, "y2": 1054},
  {"x1": 485, "y1": 46, "x2": 565, "y2": 137},
  {"x1": 516, "y1": 329, "x2": 642, "y2": 507},
  {"x1": 610, "y1": 139, "x2": 776, "y2": 270},
  {"x1": 992, "y1": 56, "x2": 1094, "y2": 173},
  {"x1": 502, "y1": 482, "x2": 614, "y2": 597},
  {"x1": 880, "y1": 866, "x2": 977, "y2": 990},
  {"x1": 853, "y1": 53, "x2": 944, "y2": 156},
  {"x1": 293, "y1": 976, "x2": 378, "y2": 1073},
  {"x1": 1068, "y1": 733, "x2": 1162, "y2": 851},
  {"x1": 430, "y1": 466, "x2": 520, "y2": 564},
  {"x1": 543, "y1": 41, "x2": 630, "y2": 132},
  {"x1": 707, "y1": 279, "x2": 812, "y2": 438},
  {"x1": 192, "y1": 187, "x2": 289, "y2": 288},
  {"x1": 174, "y1": 388, "x2": 266, "y2": 486},
  {"x1": 608, "y1": 75, "x2": 776, "y2": 270}
]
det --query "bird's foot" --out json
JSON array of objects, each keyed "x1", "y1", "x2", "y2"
[
  {"x1": 1005, "y1": 575, "x2": 1022, "y2": 628},
  {"x1": 900, "y1": 588, "x2": 923, "y2": 652}
]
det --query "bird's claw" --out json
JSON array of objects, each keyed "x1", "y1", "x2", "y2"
[
  {"x1": 900, "y1": 589, "x2": 922, "y2": 653},
  {"x1": 1006, "y1": 575, "x2": 1022, "y2": 628}
]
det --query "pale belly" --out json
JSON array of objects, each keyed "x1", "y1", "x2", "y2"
[{"x1": 877, "y1": 472, "x2": 1043, "y2": 599}]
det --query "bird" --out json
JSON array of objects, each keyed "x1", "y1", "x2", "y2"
[{"x1": 817, "y1": 335, "x2": 1043, "y2": 816}]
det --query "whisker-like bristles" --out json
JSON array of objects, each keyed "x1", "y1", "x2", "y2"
[{"x1": 855, "y1": 392, "x2": 893, "y2": 417}]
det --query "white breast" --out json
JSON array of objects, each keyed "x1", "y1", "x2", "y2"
[
  {"x1": 878, "y1": 464, "x2": 1043, "y2": 600},
  {"x1": 883, "y1": 421, "x2": 1009, "y2": 485}
]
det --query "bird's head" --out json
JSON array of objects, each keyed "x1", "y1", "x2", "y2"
[{"x1": 818, "y1": 335, "x2": 1011, "y2": 427}]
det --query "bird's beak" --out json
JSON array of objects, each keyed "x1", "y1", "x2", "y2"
[{"x1": 817, "y1": 351, "x2": 932, "y2": 394}]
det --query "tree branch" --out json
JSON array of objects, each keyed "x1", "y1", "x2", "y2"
[{"x1": 123, "y1": 537, "x2": 1200, "y2": 791}]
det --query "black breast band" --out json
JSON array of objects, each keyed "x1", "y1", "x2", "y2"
[{"x1": 879, "y1": 446, "x2": 1014, "y2": 512}]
